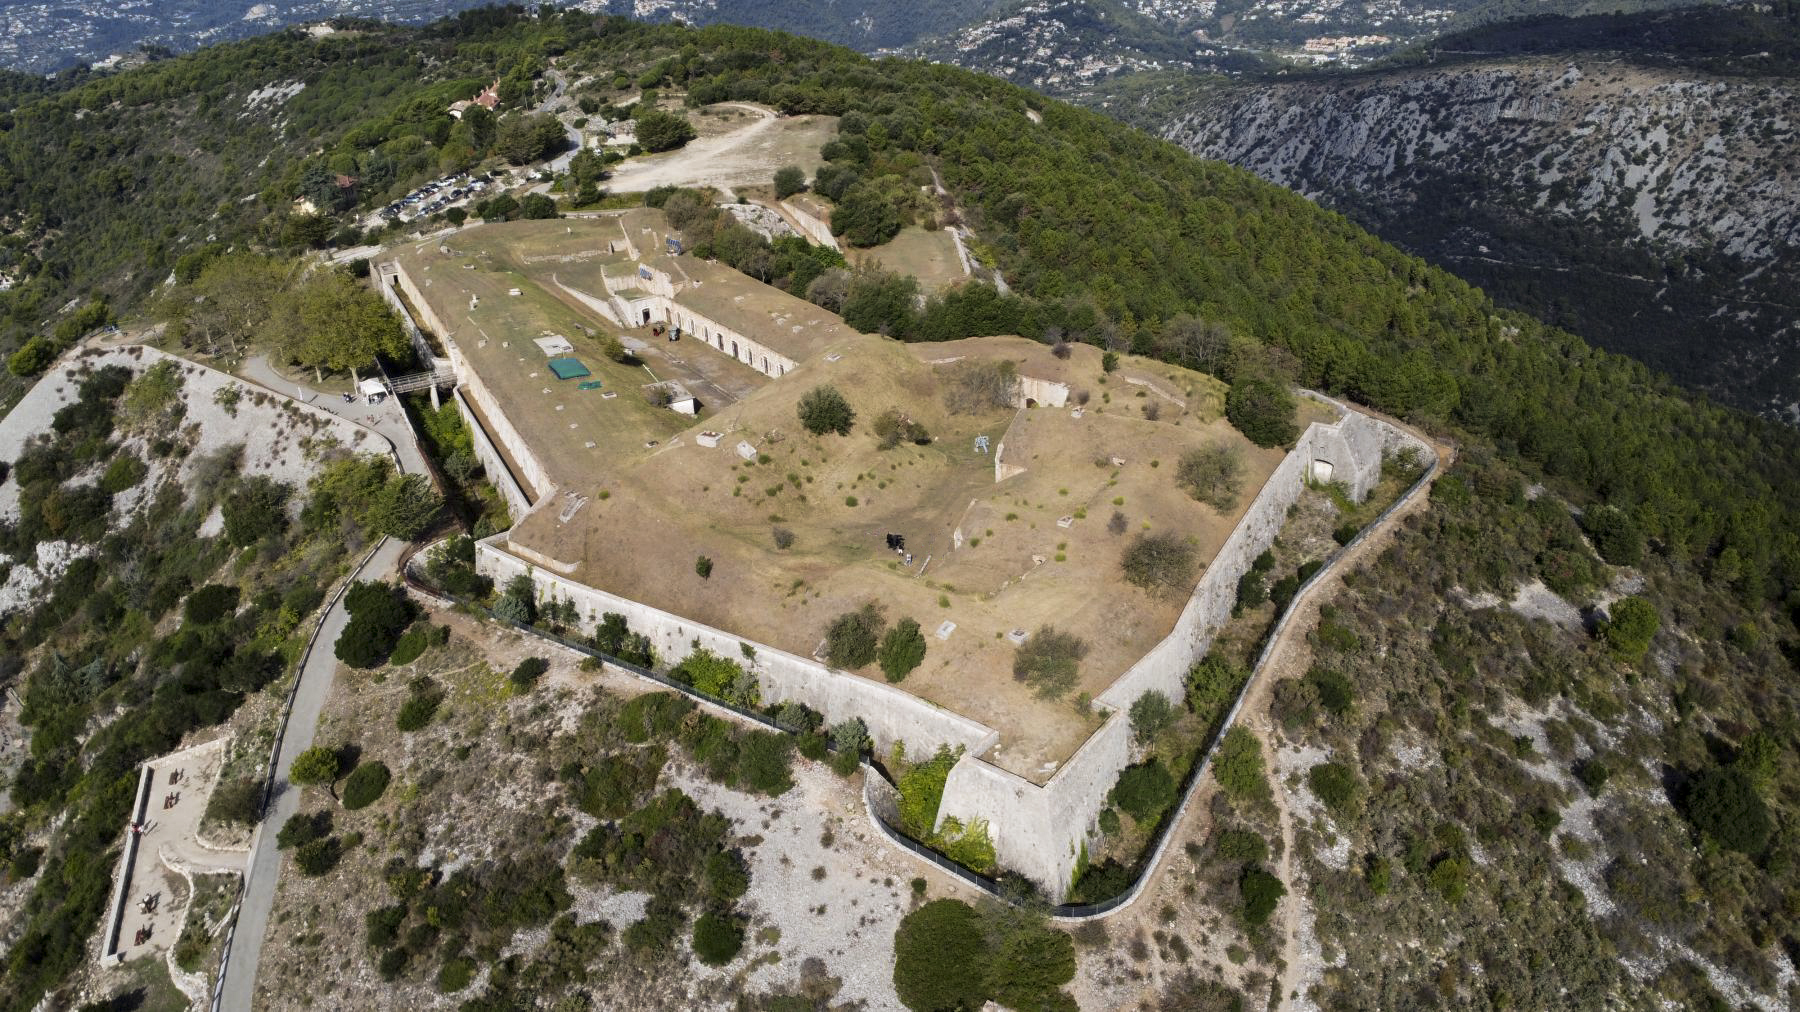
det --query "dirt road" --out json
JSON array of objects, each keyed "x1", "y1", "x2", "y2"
[
  {"x1": 1238, "y1": 425, "x2": 1452, "y2": 1010},
  {"x1": 604, "y1": 104, "x2": 834, "y2": 195}
]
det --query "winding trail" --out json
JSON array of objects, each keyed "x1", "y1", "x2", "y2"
[{"x1": 1232, "y1": 426, "x2": 1453, "y2": 1010}]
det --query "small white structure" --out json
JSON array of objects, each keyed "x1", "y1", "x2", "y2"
[
  {"x1": 1056, "y1": 515, "x2": 1074, "y2": 529},
  {"x1": 1006, "y1": 628, "x2": 1029, "y2": 646},
  {"x1": 935, "y1": 621, "x2": 957, "y2": 641},
  {"x1": 735, "y1": 440, "x2": 757, "y2": 461},
  {"x1": 696, "y1": 431, "x2": 722, "y2": 448},
  {"x1": 357, "y1": 378, "x2": 387, "y2": 404},
  {"x1": 532, "y1": 335, "x2": 575, "y2": 356}
]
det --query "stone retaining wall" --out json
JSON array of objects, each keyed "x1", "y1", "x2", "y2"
[
  {"x1": 935, "y1": 401, "x2": 1430, "y2": 895},
  {"x1": 453, "y1": 387, "x2": 533, "y2": 519},
  {"x1": 474, "y1": 537, "x2": 1000, "y2": 763}
]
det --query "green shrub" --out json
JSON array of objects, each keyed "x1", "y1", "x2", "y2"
[
  {"x1": 1213, "y1": 727, "x2": 1269, "y2": 804},
  {"x1": 395, "y1": 687, "x2": 443, "y2": 732},
  {"x1": 879, "y1": 617, "x2": 928, "y2": 682},
  {"x1": 623, "y1": 898, "x2": 685, "y2": 954},
  {"x1": 1226, "y1": 376, "x2": 1297, "y2": 448},
  {"x1": 736, "y1": 731, "x2": 795, "y2": 796},
  {"x1": 580, "y1": 748, "x2": 667, "y2": 819},
  {"x1": 1012, "y1": 626, "x2": 1088, "y2": 700},
  {"x1": 1332, "y1": 522, "x2": 1359, "y2": 545},
  {"x1": 1121, "y1": 532, "x2": 1197, "y2": 592},
  {"x1": 184, "y1": 584, "x2": 240, "y2": 625},
  {"x1": 797, "y1": 731, "x2": 829, "y2": 761},
  {"x1": 1577, "y1": 756, "x2": 1610, "y2": 796},
  {"x1": 99, "y1": 453, "x2": 148, "y2": 493},
  {"x1": 618, "y1": 692, "x2": 694, "y2": 743},
  {"x1": 376, "y1": 947, "x2": 408, "y2": 980},
  {"x1": 509, "y1": 655, "x2": 549, "y2": 693},
  {"x1": 893, "y1": 899, "x2": 991, "y2": 1012},
  {"x1": 1176, "y1": 444, "x2": 1242, "y2": 510},
  {"x1": 1110, "y1": 760, "x2": 1177, "y2": 824},
  {"x1": 293, "y1": 837, "x2": 342, "y2": 877},
  {"x1": 825, "y1": 603, "x2": 885, "y2": 668},
  {"x1": 704, "y1": 850, "x2": 750, "y2": 903},
  {"x1": 387, "y1": 624, "x2": 432, "y2": 667},
  {"x1": 335, "y1": 581, "x2": 416, "y2": 669},
  {"x1": 289, "y1": 746, "x2": 342, "y2": 789},
  {"x1": 1598, "y1": 596, "x2": 1659, "y2": 661},
  {"x1": 277, "y1": 810, "x2": 331, "y2": 850},
  {"x1": 692, "y1": 912, "x2": 744, "y2": 966},
  {"x1": 695, "y1": 555, "x2": 713, "y2": 579},
  {"x1": 1128, "y1": 691, "x2": 1176, "y2": 744},
  {"x1": 1308, "y1": 762, "x2": 1362, "y2": 816},
  {"x1": 1186, "y1": 654, "x2": 1248, "y2": 732},
  {"x1": 1683, "y1": 767, "x2": 1772, "y2": 855},
  {"x1": 1584, "y1": 504, "x2": 1644, "y2": 566},
  {"x1": 365, "y1": 904, "x2": 407, "y2": 950},
  {"x1": 342, "y1": 761, "x2": 392, "y2": 810},
  {"x1": 1307, "y1": 667, "x2": 1354, "y2": 716},
  {"x1": 798, "y1": 385, "x2": 856, "y2": 436},
  {"x1": 436, "y1": 956, "x2": 476, "y2": 993},
  {"x1": 221, "y1": 475, "x2": 291, "y2": 546},
  {"x1": 8, "y1": 336, "x2": 56, "y2": 376},
  {"x1": 1235, "y1": 571, "x2": 1267, "y2": 613},
  {"x1": 898, "y1": 746, "x2": 962, "y2": 838},
  {"x1": 205, "y1": 776, "x2": 262, "y2": 825},
  {"x1": 1240, "y1": 866, "x2": 1286, "y2": 925},
  {"x1": 670, "y1": 648, "x2": 758, "y2": 706},
  {"x1": 1214, "y1": 828, "x2": 1267, "y2": 865},
  {"x1": 1429, "y1": 855, "x2": 1471, "y2": 903},
  {"x1": 774, "y1": 165, "x2": 807, "y2": 198},
  {"x1": 985, "y1": 919, "x2": 1076, "y2": 1011},
  {"x1": 1097, "y1": 808, "x2": 1121, "y2": 836}
]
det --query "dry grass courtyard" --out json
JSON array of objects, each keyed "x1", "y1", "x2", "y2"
[{"x1": 398, "y1": 214, "x2": 1302, "y2": 781}]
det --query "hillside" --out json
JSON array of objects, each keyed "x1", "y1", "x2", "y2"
[
  {"x1": 904, "y1": 0, "x2": 1716, "y2": 86},
  {"x1": 1096, "y1": 3, "x2": 1800, "y2": 418},
  {"x1": 3, "y1": 10, "x2": 1800, "y2": 1012}
]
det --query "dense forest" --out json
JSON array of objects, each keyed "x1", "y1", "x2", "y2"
[{"x1": 3, "y1": 7, "x2": 1800, "y2": 1008}]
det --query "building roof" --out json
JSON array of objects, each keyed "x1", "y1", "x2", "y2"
[{"x1": 659, "y1": 254, "x2": 861, "y2": 364}]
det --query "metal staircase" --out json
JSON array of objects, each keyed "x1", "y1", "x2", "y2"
[{"x1": 384, "y1": 365, "x2": 457, "y2": 395}]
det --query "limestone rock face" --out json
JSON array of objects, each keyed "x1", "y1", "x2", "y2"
[{"x1": 1160, "y1": 59, "x2": 1800, "y2": 419}]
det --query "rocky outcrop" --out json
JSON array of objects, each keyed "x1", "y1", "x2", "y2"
[{"x1": 1161, "y1": 58, "x2": 1800, "y2": 418}]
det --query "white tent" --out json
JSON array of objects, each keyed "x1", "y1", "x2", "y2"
[{"x1": 358, "y1": 378, "x2": 388, "y2": 403}]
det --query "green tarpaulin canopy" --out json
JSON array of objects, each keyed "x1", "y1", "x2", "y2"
[{"x1": 548, "y1": 357, "x2": 591, "y2": 380}]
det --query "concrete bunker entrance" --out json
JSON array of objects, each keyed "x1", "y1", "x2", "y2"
[{"x1": 1311, "y1": 458, "x2": 1335, "y2": 483}]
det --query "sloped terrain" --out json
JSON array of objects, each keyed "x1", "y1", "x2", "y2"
[{"x1": 1130, "y1": 14, "x2": 1800, "y2": 418}]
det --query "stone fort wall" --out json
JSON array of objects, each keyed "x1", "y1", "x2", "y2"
[
  {"x1": 474, "y1": 539, "x2": 1001, "y2": 763},
  {"x1": 415, "y1": 233, "x2": 1427, "y2": 895},
  {"x1": 935, "y1": 402, "x2": 1430, "y2": 895}
]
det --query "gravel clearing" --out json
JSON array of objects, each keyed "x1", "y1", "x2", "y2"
[
  {"x1": 1507, "y1": 578, "x2": 1585, "y2": 630},
  {"x1": 666, "y1": 761, "x2": 915, "y2": 1010}
]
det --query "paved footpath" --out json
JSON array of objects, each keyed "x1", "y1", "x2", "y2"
[
  {"x1": 236, "y1": 355, "x2": 429, "y2": 478},
  {"x1": 214, "y1": 536, "x2": 405, "y2": 1012},
  {"x1": 215, "y1": 361, "x2": 428, "y2": 1011}
]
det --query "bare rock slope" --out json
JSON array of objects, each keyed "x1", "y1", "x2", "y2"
[{"x1": 1160, "y1": 57, "x2": 1800, "y2": 417}]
